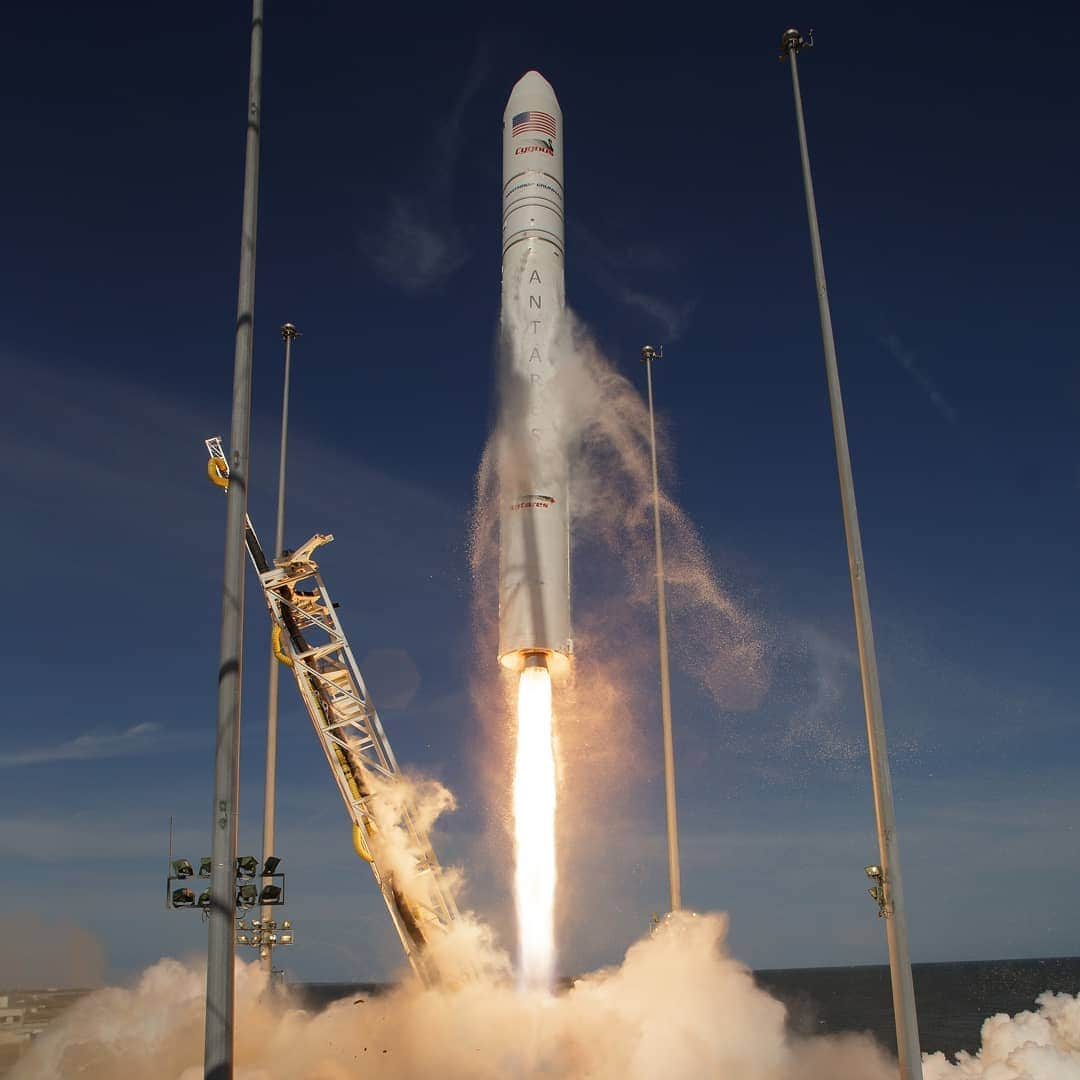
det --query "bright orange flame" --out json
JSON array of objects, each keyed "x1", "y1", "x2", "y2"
[{"x1": 513, "y1": 665, "x2": 557, "y2": 990}]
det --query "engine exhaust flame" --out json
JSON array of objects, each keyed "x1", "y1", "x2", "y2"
[{"x1": 513, "y1": 664, "x2": 557, "y2": 991}]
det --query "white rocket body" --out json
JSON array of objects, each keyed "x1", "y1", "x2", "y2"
[{"x1": 498, "y1": 71, "x2": 572, "y2": 676}]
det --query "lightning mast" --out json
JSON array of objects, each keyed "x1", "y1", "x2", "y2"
[
  {"x1": 640, "y1": 345, "x2": 682, "y2": 913},
  {"x1": 779, "y1": 28, "x2": 923, "y2": 1079},
  {"x1": 206, "y1": 2, "x2": 263, "y2": 1074}
]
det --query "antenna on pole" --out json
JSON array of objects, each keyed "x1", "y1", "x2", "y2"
[{"x1": 779, "y1": 27, "x2": 814, "y2": 60}]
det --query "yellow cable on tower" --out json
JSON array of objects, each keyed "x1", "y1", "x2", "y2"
[
  {"x1": 352, "y1": 823, "x2": 374, "y2": 863},
  {"x1": 271, "y1": 625, "x2": 293, "y2": 667},
  {"x1": 208, "y1": 457, "x2": 230, "y2": 489}
]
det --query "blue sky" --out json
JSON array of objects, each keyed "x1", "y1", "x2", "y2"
[{"x1": 0, "y1": 3, "x2": 1077, "y2": 985}]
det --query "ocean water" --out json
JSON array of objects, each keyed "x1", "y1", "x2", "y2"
[
  {"x1": 758, "y1": 956, "x2": 1080, "y2": 1055},
  {"x1": 294, "y1": 956, "x2": 1080, "y2": 1058}
]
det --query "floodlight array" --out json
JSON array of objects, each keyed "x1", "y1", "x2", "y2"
[{"x1": 166, "y1": 856, "x2": 287, "y2": 913}]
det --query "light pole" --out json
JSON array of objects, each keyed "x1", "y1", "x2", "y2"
[
  {"x1": 259, "y1": 322, "x2": 299, "y2": 977},
  {"x1": 641, "y1": 344, "x2": 682, "y2": 912},
  {"x1": 205, "y1": 2, "x2": 264, "y2": 1076},
  {"x1": 779, "y1": 28, "x2": 923, "y2": 1079}
]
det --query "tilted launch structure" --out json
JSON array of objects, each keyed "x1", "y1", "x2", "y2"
[{"x1": 206, "y1": 438, "x2": 460, "y2": 985}]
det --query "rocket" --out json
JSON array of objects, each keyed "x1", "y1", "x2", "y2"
[{"x1": 498, "y1": 71, "x2": 572, "y2": 678}]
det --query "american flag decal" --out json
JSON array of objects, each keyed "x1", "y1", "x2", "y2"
[{"x1": 512, "y1": 110, "x2": 557, "y2": 138}]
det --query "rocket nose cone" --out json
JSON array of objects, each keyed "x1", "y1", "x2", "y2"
[
  {"x1": 505, "y1": 69, "x2": 560, "y2": 117},
  {"x1": 512, "y1": 69, "x2": 554, "y2": 95}
]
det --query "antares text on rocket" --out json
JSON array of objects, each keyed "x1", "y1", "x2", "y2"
[{"x1": 498, "y1": 71, "x2": 572, "y2": 678}]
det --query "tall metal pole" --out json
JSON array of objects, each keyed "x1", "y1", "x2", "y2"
[
  {"x1": 780, "y1": 29, "x2": 922, "y2": 1079},
  {"x1": 259, "y1": 322, "x2": 299, "y2": 976},
  {"x1": 205, "y1": 3, "x2": 264, "y2": 1077},
  {"x1": 641, "y1": 345, "x2": 682, "y2": 912}
]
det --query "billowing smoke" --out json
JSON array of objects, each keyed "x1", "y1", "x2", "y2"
[
  {"x1": 363, "y1": 769, "x2": 458, "y2": 905},
  {"x1": 349, "y1": 767, "x2": 504, "y2": 984},
  {"x1": 15, "y1": 909, "x2": 1080, "y2": 1078},
  {"x1": 14, "y1": 912, "x2": 905, "y2": 1079},
  {"x1": 923, "y1": 992, "x2": 1080, "y2": 1079}
]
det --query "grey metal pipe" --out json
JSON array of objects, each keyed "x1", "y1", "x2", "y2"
[
  {"x1": 205, "y1": 3, "x2": 264, "y2": 1076},
  {"x1": 643, "y1": 348, "x2": 682, "y2": 911},
  {"x1": 781, "y1": 29, "x2": 923, "y2": 1080},
  {"x1": 259, "y1": 323, "x2": 298, "y2": 975}
]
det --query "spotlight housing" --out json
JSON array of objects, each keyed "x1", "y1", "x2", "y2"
[
  {"x1": 259, "y1": 885, "x2": 282, "y2": 905},
  {"x1": 172, "y1": 888, "x2": 195, "y2": 907},
  {"x1": 236, "y1": 856, "x2": 258, "y2": 878},
  {"x1": 172, "y1": 859, "x2": 194, "y2": 879},
  {"x1": 261, "y1": 856, "x2": 281, "y2": 876},
  {"x1": 237, "y1": 884, "x2": 258, "y2": 907},
  {"x1": 198, "y1": 858, "x2": 212, "y2": 878}
]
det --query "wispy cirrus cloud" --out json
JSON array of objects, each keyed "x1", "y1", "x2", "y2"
[
  {"x1": 618, "y1": 288, "x2": 697, "y2": 341},
  {"x1": 364, "y1": 49, "x2": 487, "y2": 293},
  {"x1": 574, "y1": 225, "x2": 696, "y2": 340},
  {"x1": 0, "y1": 722, "x2": 162, "y2": 768},
  {"x1": 369, "y1": 200, "x2": 471, "y2": 293},
  {"x1": 880, "y1": 332, "x2": 956, "y2": 422}
]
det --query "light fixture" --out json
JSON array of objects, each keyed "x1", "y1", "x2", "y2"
[
  {"x1": 282, "y1": 920, "x2": 291, "y2": 929},
  {"x1": 863, "y1": 865, "x2": 888, "y2": 917},
  {"x1": 197, "y1": 889, "x2": 212, "y2": 909},
  {"x1": 262, "y1": 856, "x2": 281, "y2": 876},
  {"x1": 171, "y1": 859, "x2": 194, "y2": 879},
  {"x1": 259, "y1": 885, "x2": 282, "y2": 905},
  {"x1": 279, "y1": 932, "x2": 293, "y2": 944},
  {"x1": 199, "y1": 858, "x2": 212, "y2": 878},
  {"x1": 236, "y1": 856, "x2": 258, "y2": 878},
  {"x1": 237, "y1": 884, "x2": 258, "y2": 906},
  {"x1": 172, "y1": 888, "x2": 195, "y2": 907}
]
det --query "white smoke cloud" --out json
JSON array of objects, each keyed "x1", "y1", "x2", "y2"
[
  {"x1": 924, "y1": 991, "x2": 1080, "y2": 1079},
  {"x1": 13, "y1": 912, "x2": 905, "y2": 1079},
  {"x1": 334, "y1": 765, "x2": 502, "y2": 985}
]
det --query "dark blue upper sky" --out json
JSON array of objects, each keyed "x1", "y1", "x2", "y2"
[{"x1": 1, "y1": 3, "x2": 1077, "y2": 984}]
